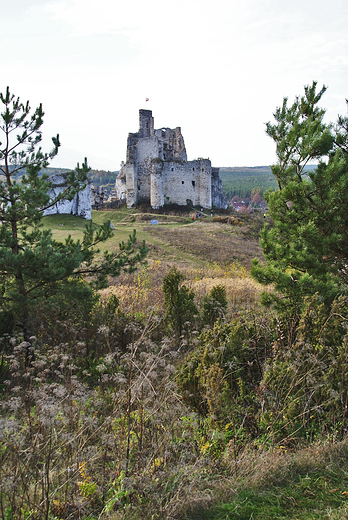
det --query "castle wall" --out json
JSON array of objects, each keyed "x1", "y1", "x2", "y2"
[
  {"x1": 174, "y1": 127, "x2": 187, "y2": 161},
  {"x1": 139, "y1": 109, "x2": 154, "y2": 138},
  {"x1": 115, "y1": 165, "x2": 127, "y2": 201},
  {"x1": 198, "y1": 159, "x2": 212, "y2": 208},
  {"x1": 154, "y1": 127, "x2": 187, "y2": 161},
  {"x1": 162, "y1": 159, "x2": 212, "y2": 208},
  {"x1": 211, "y1": 167, "x2": 228, "y2": 209},
  {"x1": 136, "y1": 137, "x2": 159, "y2": 202},
  {"x1": 126, "y1": 133, "x2": 138, "y2": 163},
  {"x1": 124, "y1": 163, "x2": 137, "y2": 207},
  {"x1": 150, "y1": 161, "x2": 164, "y2": 208}
]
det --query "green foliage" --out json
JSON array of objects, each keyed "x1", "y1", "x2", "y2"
[
  {"x1": 178, "y1": 318, "x2": 273, "y2": 441},
  {"x1": 204, "y1": 467, "x2": 348, "y2": 519},
  {"x1": 201, "y1": 441, "x2": 348, "y2": 520},
  {"x1": 0, "y1": 319, "x2": 196, "y2": 520},
  {"x1": 259, "y1": 295, "x2": 348, "y2": 441},
  {"x1": 202, "y1": 284, "x2": 228, "y2": 326},
  {"x1": 265, "y1": 82, "x2": 333, "y2": 189},
  {"x1": 249, "y1": 82, "x2": 348, "y2": 447},
  {"x1": 103, "y1": 471, "x2": 132, "y2": 512},
  {"x1": 0, "y1": 86, "x2": 84, "y2": 342},
  {"x1": 162, "y1": 266, "x2": 198, "y2": 337},
  {"x1": 88, "y1": 168, "x2": 118, "y2": 186},
  {"x1": 220, "y1": 166, "x2": 278, "y2": 200},
  {"x1": 252, "y1": 82, "x2": 348, "y2": 334},
  {"x1": 0, "y1": 87, "x2": 148, "y2": 344}
]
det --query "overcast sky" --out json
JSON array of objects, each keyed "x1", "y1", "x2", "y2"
[{"x1": 1, "y1": 0, "x2": 348, "y2": 171}]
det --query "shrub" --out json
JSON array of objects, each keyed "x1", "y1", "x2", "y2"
[
  {"x1": 162, "y1": 267, "x2": 199, "y2": 338},
  {"x1": 202, "y1": 284, "x2": 228, "y2": 326}
]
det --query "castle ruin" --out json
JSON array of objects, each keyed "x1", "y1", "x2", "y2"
[{"x1": 115, "y1": 109, "x2": 227, "y2": 209}]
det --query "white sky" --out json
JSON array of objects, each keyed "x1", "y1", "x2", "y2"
[{"x1": 1, "y1": 0, "x2": 348, "y2": 171}]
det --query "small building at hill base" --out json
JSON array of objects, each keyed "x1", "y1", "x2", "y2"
[{"x1": 115, "y1": 109, "x2": 227, "y2": 209}]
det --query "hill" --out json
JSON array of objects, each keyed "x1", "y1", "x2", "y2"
[
  {"x1": 1, "y1": 206, "x2": 347, "y2": 520},
  {"x1": 0, "y1": 164, "x2": 286, "y2": 204},
  {"x1": 219, "y1": 166, "x2": 276, "y2": 200},
  {"x1": 41, "y1": 205, "x2": 265, "y2": 269},
  {"x1": 219, "y1": 165, "x2": 318, "y2": 200},
  {"x1": 2, "y1": 165, "x2": 119, "y2": 186}
]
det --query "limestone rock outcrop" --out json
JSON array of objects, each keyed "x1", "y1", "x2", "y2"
[{"x1": 43, "y1": 173, "x2": 92, "y2": 220}]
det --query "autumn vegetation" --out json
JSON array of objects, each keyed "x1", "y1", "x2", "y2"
[{"x1": 1, "y1": 82, "x2": 348, "y2": 520}]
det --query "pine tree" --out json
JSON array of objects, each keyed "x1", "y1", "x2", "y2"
[
  {"x1": 162, "y1": 267, "x2": 198, "y2": 337},
  {"x1": 0, "y1": 87, "x2": 148, "y2": 350},
  {"x1": 251, "y1": 82, "x2": 348, "y2": 335}
]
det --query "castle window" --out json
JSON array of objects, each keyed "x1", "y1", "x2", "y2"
[
  {"x1": 171, "y1": 168, "x2": 174, "y2": 171},
  {"x1": 192, "y1": 181, "x2": 195, "y2": 187},
  {"x1": 182, "y1": 181, "x2": 184, "y2": 184},
  {"x1": 193, "y1": 167, "x2": 195, "y2": 171}
]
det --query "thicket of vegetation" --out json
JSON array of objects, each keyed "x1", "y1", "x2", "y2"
[{"x1": 1, "y1": 82, "x2": 348, "y2": 520}]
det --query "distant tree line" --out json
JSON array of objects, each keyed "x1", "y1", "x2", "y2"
[
  {"x1": 88, "y1": 169, "x2": 118, "y2": 186},
  {"x1": 1, "y1": 161, "x2": 312, "y2": 204},
  {"x1": 220, "y1": 165, "x2": 316, "y2": 200},
  {"x1": 220, "y1": 166, "x2": 278, "y2": 200}
]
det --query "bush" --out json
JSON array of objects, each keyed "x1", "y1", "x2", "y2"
[
  {"x1": 162, "y1": 267, "x2": 199, "y2": 338},
  {"x1": 202, "y1": 284, "x2": 228, "y2": 326}
]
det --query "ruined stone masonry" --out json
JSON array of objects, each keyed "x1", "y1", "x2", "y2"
[{"x1": 115, "y1": 109, "x2": 227, "y2": 209}]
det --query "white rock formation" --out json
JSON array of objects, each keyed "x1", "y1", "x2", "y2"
[{"x1": 43, "y1": 173, "x2": 92, "y2": 220}]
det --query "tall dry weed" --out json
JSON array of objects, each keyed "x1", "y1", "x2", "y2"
[
  {"x1": 104, "y1": 260, "x2": 265, "y2": 320},
  {"x1": 0, "y1": 322, "x2": 207, "y2": 520}
]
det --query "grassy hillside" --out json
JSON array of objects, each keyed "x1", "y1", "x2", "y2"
[
  {"x1": 42, "y1": 207, "x2": 265, "y2": 268},
  {"x1": 1, "y1": 206, "x2": 346, "y2": 520}
]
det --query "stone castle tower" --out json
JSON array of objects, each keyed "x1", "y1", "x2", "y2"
[{"x1": 115, "y1": 109, "x2": 227, "y2": 209}]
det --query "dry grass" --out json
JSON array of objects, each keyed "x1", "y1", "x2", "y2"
[
  {"x1": 41, "y1": 209, "x2": 265, "y2": 271},
  {"x1": 173, "y1": 439, "x2": 348, "y2": 520},
  {"x1": 189, "y1": 276, "x2": 263, "y2": 306},
  {"x1": 147, "y1": 221, "x2": 264, "y2": 268},
  {"x1": 101, "y1": 259, "x2": 266, "y2": 318}
]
